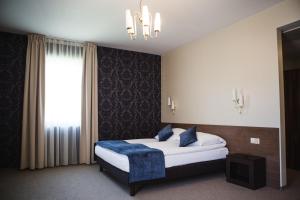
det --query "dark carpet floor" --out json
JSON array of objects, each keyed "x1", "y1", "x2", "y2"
[{"x1": 0, "y1": 165, "x2": 299, "y2": 200}]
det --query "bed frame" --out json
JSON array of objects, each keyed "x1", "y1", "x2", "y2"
[{"x1": 94, "y1": 150, "x2": 226, "y2": 196}]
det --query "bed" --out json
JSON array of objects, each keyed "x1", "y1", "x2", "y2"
[{"x1": 94, "y1": 131, "x2": 228, "y2": 196}]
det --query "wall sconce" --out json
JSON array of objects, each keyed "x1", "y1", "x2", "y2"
[
  {"x1": 167, "y1": 97, "x2": 176, "y2": 113},
  {"x1": 232, "y1": 88, "x2": 244, "y2": 114}
]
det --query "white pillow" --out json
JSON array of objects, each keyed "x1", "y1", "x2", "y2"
[
  {"x1": 167, "y1": 128, "x2": 186, "y2": 141},
  {"x1": 188, "y1": 132, "x2": 226, "y2": 146},
  {"x1": 154, "y1": 128, "x2": 186, "y2": 140}
]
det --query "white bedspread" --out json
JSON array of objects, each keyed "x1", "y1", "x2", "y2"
[{"x1": 95, "y1": 139, "x2": 228, "y2": 172}]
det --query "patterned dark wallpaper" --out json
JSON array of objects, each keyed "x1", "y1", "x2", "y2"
[
  {"x1": 0, "y1": 32, "x2": 161, "y2": 167},
  {"x1": 98, "y1": 47, "x2": 161, "y2": 140},
  {"x1": 0, "y1": 32, "x2": 27, "y2": 168}
]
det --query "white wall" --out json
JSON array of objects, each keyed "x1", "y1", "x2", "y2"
[
  {"x1": 162, "y1": 0, "x2": 300, "y2": 128},
  {"x1": 161, "y1": 0, "x2": 300, "y2": 187}
]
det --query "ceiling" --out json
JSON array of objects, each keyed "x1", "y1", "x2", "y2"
[{"x1": 0, "y1": 0, "x2": 283, "y2": 55}]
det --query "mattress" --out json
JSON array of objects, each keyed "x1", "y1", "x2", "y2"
[{"x1": 95, "y1": 139, "x2": 228, "y2": 173}]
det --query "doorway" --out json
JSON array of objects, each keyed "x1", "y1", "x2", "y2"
[
  {"x1": 279, "y1": 21, "x2": 300, "y2": 187},
  {"x1": 282, "y1": 27, "x2": 300, "y2": 171}
]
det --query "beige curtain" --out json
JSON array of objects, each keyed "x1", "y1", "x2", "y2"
[
  {"x1": 20, "y1": 34, "x2": 46, "y2": 170},
  {"x1": 80, "y1": 43, "x2": 99, "y2": 164}
]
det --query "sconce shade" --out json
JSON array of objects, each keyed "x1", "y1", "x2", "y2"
[
  {"x1": 142, "y1": 6, "x2": 150, "y2": 27},
  {"x1": 232, "y1": 88, "x2": 237, "y2": 101},
  {"x1": 171, "y1": 101, "x2": 175, "y2": 110},
  {"x1": 232, "y1": 88, "x2": 245, "y2": 114},
  {"x1": 126, "y1": 9, "x2": 133, "y2": 29},
  {"x1": 143, "y1": 26, "x2": 150, "y2": 39},
  {"x1": 167, "y1": 97, "x2": 171, "y2": 106},
  {"x1": 154, "y1": 12, "x2": 161, "y2": 32},
  {"x1": 238, "y1": 93, "x2": 244, "y2": 106}
]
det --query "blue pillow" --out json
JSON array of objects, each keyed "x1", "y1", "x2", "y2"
[
  {"x1": 179, "y1": 126, "x2": 197, "y2": 147},
  {"x1": 158, "y1": 124, "x2": 173, "y2": 141}
]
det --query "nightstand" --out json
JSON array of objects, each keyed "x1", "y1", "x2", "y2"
[{"x1": 226, "y1": 153, "x2": 266, "y2": 189}]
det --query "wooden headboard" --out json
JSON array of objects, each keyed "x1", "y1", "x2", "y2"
[{"x1": 161, "y1": 123, "x2": 280, "y2": 188}]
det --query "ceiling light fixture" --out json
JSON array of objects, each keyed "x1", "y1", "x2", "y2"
[{"x1": 125, "y1": 0, "x2": 161, "y2": 40}]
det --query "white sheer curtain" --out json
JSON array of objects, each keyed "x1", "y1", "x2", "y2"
[{"x1": 45, "y1": 38, "x2": 83, "y2": 167}]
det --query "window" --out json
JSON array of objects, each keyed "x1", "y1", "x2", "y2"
[
  {"x1": 44, "y1": 39, "x2": 83, "y2": 166},
  {"x1": 45, "y1": 40, "x2": 83, "y2": 128}
]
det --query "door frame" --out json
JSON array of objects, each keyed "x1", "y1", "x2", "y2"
[{"x1": 277, "y1": 20, "x2": 300, "y2": 187}]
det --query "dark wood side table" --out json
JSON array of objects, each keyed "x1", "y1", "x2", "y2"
[{"x1": 226, "y1": 153, "x2": 266, "y2": 189}]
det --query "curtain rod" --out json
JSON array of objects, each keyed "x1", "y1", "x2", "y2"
[{"x1": 46, "y1": 35, "x2": 86, "y2": 45}]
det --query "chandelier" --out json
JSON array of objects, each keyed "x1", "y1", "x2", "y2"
[{"x1": 125, "y1": 0, "x2": 161, "y2": 40}]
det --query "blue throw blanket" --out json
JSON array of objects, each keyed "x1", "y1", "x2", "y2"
[{"x1": 96, "y1": 140, "x2": 165, "y2": 183}]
